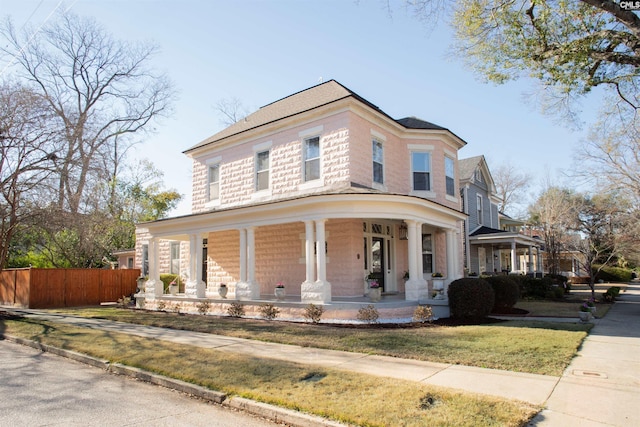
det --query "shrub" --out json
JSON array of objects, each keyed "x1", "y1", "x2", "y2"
[
  {"x1": 447, "y1": 278, "x2": 494, "y2": 320},
  {"x1": 227, "y1": 302, "x2": 245, "y2": 318},
  {"x1": 196, "y1": 300, "x2": 210, "y2": 315},
  {"x1": 160, "y1": 274, "x2": 179, "y2": 293},
  {"x1": 483, "y1": 276, "x2": 520, "y2": 311},
  {"x1": 357, "y1": 305, "x2": 379, "y2": 324},
  {"x1": 117, "y1": 295, "x2": 131, "y2": 308},
  {"x1": 259, "y1": 303, "x2": 280, "y2": 320},
  {"x1": 513, "y1": 276, "x2": 554, "y2": 300},
  {"x1": 602, "y1": 286, "x2": 621, "y2": 302},
  {"x1": 412, "y1": 305, "x2": 434, "y2": 323},
  {"x1": 594, "y1": 265, "x2": 633, "y2": 283},
  {"x1": 303, "y1": 304, "x2": 325, "y2": 323}
]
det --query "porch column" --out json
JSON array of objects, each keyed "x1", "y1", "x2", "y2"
[
  {"x1": 527, "y1": 245, "x2": 534, "y2": 274},
  {"x1": 445, "y1": 228, "x2": 459, "y2": 287},
  {"x1": 404, "y1": 220, "x2": 428, "y2": 301},
  {"x1": 536, "y1": 247, "x2": 542, "y2": 274},
  {"x1": 145, "y1": 237, "x2": 162, "y2": 298},
  {"x1": 510, "y1": 242, "x2": 517, "y2": 273},
  {"x1": 303, "y1": 219, "x2": 331, "y2": 303},
  {"x1": 236, "y1": 228, "x2": 259, "y2": 300},
  {"x1": 185, "y1": 234, "x2": 205, "y2": 298}
]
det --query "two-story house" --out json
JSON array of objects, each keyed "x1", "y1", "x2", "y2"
[
  {"x1": 136, "y1": 80, "x2": 467, "y2": 320},
  {"x1": 459, "y1": 156, "x2": 543, "y2": 276}
]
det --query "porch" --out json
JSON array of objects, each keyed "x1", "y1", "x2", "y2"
[{"x1": 136, "y1": 291, "x2": 451, "y2": 323}]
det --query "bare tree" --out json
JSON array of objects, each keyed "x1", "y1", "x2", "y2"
[
  {"x1": 528, "y1": 186, "x2": 578, "y2": 275},
  {"x1": 214, "y1": 97, "x2": 250, "y2": 126},
  {"x1": 492, "y1": 163, "x2": 532, "y2": 215},
  {"x1": 0, "y1": 11, "x2": 175, "y2": 214},
  {"x1": 0, "y1": 82, "x2": 57, "y2": 269}
]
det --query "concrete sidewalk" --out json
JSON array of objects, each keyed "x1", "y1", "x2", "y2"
[
  {"x1": 530, "y1": 282, "x2": 640, "y2": 426},
  {"x1": 3, "y1": 286, "x2": 640, "y2": 426}
]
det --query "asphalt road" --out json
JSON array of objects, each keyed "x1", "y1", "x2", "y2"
[{"x1": 0, "y1": 340, "x2": 279, "y2": 427}]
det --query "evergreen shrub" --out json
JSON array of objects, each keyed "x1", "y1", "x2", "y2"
[
  {"x1": 447, "y1": 278, "x2": 494, "y2": 320},
  {"x1": 484, "y1": 275, "x2": 520, "y2": 311}
]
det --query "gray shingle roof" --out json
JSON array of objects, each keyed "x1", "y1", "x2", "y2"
[
  {"x1": 184, "y1": 80, "x2": 464, "y2": 153},
  {"x1": 458, "y1": 156, "x2": 484, "y2": 181}
]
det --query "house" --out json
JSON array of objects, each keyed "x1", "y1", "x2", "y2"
[
  {"x1": 459, "y1": 156, "x2": 543, "y2": 276},
  {"x1": 112, "y1": 249, "x2": 135, "y2": 269},
  {"x1": 135, "y1": 80, "x2": 468, "y2": 320}
]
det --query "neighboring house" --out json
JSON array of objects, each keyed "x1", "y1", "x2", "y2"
[
  {"x1": 135, "y1": 80, "x2": 467, "y2": 313},
  {"x1": 459, "y1": 156, "x2": 543, "y2": 276},
  {"x1": 112, "y1": 249, "x2": 135, "y2": 269}
]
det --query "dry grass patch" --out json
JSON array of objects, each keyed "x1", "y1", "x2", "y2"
[
  {"x1": 1, "y1": 317, "x2": 538, "y2": 427},
  {"x1": 50, "y1": 307, "x2": 589, "y2": 376}
]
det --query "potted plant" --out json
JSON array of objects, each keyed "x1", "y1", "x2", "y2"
[
  {"x1": 586, "y1": 298, "x2": 596, "y2": 314},
  {"x1": 169, "y1": 276, "x2": 179, "y2": 295},
  {"x1": 368, "y1": 280, "x2": 382, "y2": 302},
  {"x1": 218, "y1": 283, "x2": 228, "y2": 299},
  {"x1": 274, "y1": 282, "x2": 286, "y2": 300},
  {"x1": 579, "y1": 303, "x2": 591, "y2": 322}
]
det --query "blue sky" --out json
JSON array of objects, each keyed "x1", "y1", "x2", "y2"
[{"x1": 1, "y1": 0, "x2": 599, "y2": 216}]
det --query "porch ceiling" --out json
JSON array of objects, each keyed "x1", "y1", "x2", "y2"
[{"x1": 139, "y1": 192, "x2": 466, "y2": 239}]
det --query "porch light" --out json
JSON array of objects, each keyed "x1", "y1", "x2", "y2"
[{"x1": 399, "y1": 223, "x2": 408, "y2": 240}]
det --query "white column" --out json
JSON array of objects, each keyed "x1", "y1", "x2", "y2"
[
  {"x1": 185, "y1": 234, "x2": 205, "y2": 298},
  {"x1": 247, "y1": 227, "x2": 256, "y2": 285},
  {"x1": 445, "y1": 229, "x2": 458, "y2": 283},
  {"x1": 315, "y1": 220, "x2": 327, "y2": 283},
  {"x1": 528, "y1": 245, "x2": 534, "y2": 274},
  {"x1": 146, "y1": 237, "x2": 162, "y2": 298},
  {"x1": 304, "y1": 220, "x2": 315, "y2": 284},
  {"x1": 536, "y1": 247, "x2": 542, "y2": 275},
  {"x1": 235, "y1": 228, "x2": 258, "y2": 300},
  {"x1": 510, "y1": 242, "x2": 517, "y2": 274},
  {"x1": 302, "y1": 219, "x2": 330, "y2": 303},
  {"x1": 404, "y1": 220, "x2": 428, "y2": 301}
]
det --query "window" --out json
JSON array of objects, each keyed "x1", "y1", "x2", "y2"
[
  {"x1": 476, "y1": 194, "x2": 483, "y2": 225},
  {"x1": 256, "y1": 150, "x2": 270, "y2": 191},
  {"x1": 422, "y1": 234, "x2": 433, "y2": 274},
  {"x1": 372, "y1": 139, "x2": 384, "y2": 184},
  {"x1": 208, "y1": 164, "x2": 219, "y2": 201},
  {"x1": 475, "y1": 169, "x2": 484, "y2": 183},
  {"x1": 445, "y1": 157, "x2": 455, "y2": 196},
  {"x1": 304, "y1": 136, "x2": 320, "y2": 181},
  {"x1": 170, "y1": 242, "x2": 180, "y2": 275},
  {"x1": 412, "y1": 152, "x2": 431, "y2": 191}
]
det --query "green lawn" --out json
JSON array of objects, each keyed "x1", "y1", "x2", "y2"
[
  {"x1": 49, "y1": 306, "x2": 590, "y2": 376},
  {"x1": 1, "y1": 315, "x2": 539, "y2": 427}
]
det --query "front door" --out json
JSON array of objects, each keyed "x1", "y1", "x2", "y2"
[{"x1": 371, "y1": 236, "x2": 385, "y2": 291}]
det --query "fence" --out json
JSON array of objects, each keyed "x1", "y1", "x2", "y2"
[{"x1": 0, "y1": 268, "x2": 140, "y2": 309}]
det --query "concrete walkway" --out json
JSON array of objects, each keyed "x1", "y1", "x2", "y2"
[
  {"x1": 530, "y1": 282, "x2": 640, "y2": 426},
  {"x1": 2, "y1": 285, "x2": 639, "y2": 426}
]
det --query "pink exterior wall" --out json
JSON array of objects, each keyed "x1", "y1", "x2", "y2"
[{"x1": 192, "y1": 113, "x2": 351, "y2": 213}]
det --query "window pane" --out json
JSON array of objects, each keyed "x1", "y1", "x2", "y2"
[
  {"x1": 413, "y1": 172, "x2": 430, "y2": 191},
  {"x1": 372, "y1": 140, "x2": 383, "y2": 163},
  {"x1": 257, "y1": 151, "x2": 269, "y2": 171},
  {"x1": 209, "y1": 165, "x2": 219, "y2": 182},
  {"x1": 446, "y1": 176, "x2": 455, "y2": 196},
  {"x1": 305, "y1": 158, "x2": 319, "y2": 181},
  {"x1": 305, "y1": 137, "x2": 320, "y2": 160},
  {"x1": 209, "y1": 182, "x2": 219, "y2": 200},
  {"x1": 373, "y1": 162, "x2": 383, "y2": 184},
  {"x1": 412, "y1": 152, "x2": 430, "y2": 172},
  {"x1": 445, "y1": 157, "x2": 454, "y2": 177},
  {"x1": 257, "y1": 170, "x2": 269, "y2": 190}
]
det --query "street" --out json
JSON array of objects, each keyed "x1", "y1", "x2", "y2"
[{"x1": 0, "y1": 340, "x2": 280, "y2": 426}]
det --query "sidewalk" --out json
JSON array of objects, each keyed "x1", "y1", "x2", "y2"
[
  {"x1": 530, "y1": 282, "x2": 640, "y2": 426},
  {"x1": 3, "y1": 286, "x2": 639, "y2": 426}
]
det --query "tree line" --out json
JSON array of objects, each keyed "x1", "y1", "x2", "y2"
[{"x1": 0, "y1": 11, "x2": 180, "y2": 269}]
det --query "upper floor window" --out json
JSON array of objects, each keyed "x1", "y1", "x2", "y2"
[
  {"x1": 304, "y1": 136, "x2": 320, "y2": 181},
  {"x1": 476, "y1": 194, "x2": 483, "y2": 225},
  {"x1": 475, "y1": 169, "x2": 484, "y2": 183},
  {"x1": 411, "y1": 152, "x2": 431, "y2": 191},
  {"x1": 208, "y1": 164, "x2": 220, "y2": 202},
  {"x1": 256, "y1": 150, "x2": 270, "y2": 191},
  {"x1": 372, "y1": 139, "x2": 384, "y2": 184},
  {"x1": 445, "y1": 157, "x2": 455, "y2": 196}
]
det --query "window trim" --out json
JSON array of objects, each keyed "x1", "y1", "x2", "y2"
[
  {"x1": 255, "y1": 149, "x2": 270, "y2": 192},
  {"x1": 445, "y1": 156, "x2": 456, "y2": 199},
  {"x1": 303, "y1": 135, "x2": 321, "y2": 182},
  {"x1": 410, "y1": 150, "x2": 434, "y2": 196},
  {"x1": 207, "y1": 163, "x2": 220, "y2": 203},
  {"x1": 372, "y1": 138, "x2": 384, "y2": 186}
]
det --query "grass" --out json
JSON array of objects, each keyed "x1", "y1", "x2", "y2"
[
  {"x1": 1, "y1": 316, "x2": 539, "y2": 427},
  {"x1": 48, "y1": 306, "x2": 590, "y2": 376}
]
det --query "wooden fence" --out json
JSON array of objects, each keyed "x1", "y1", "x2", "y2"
[{"x1": 0, "y1": 268, "x2": 140, "y2": 309}]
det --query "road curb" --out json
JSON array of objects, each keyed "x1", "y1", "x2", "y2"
[{"x1": 2, "y1": 334, "x2": 348, "y2": 427}]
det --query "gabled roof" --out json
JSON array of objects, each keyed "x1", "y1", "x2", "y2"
[
  {"x1": 184, "y1": 80, "x2": 466, "y2": 154},
  {"x1": 458, "y1": 155, "x2": 484, "y2": 182},
  {"x1": 469, "y1": 225, "x2": 509, "y2": 236}
]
